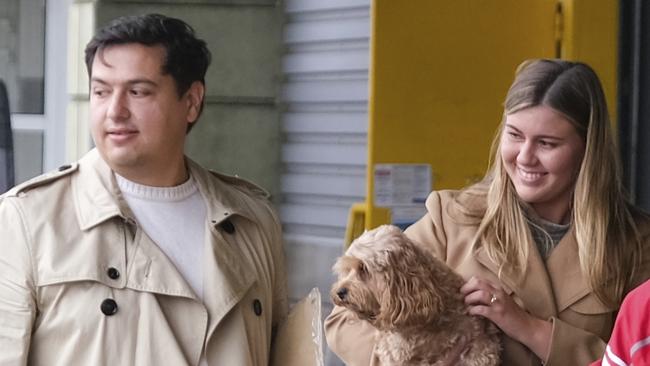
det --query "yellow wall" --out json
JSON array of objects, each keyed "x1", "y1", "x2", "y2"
[
  {"x1": 366, "y1": 0, "x2": 559, "y2": 228},
  {"x1": 560, "y1": 0, "x2": 619, "y2": 124},
  {"x1": 345, "y1": 0, "x2": 620, "y2": 237}
]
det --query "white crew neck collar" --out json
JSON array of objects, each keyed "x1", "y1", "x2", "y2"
[{"x1": 115, "y1": 173, "x2": 197, "y2": 201}]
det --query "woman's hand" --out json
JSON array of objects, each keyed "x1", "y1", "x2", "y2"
[{"x1": 460, "y1": 276, "x2": 552, "y2": 361}]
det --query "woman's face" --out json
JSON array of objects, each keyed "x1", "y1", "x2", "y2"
[{"x1": 500, "y1": 105, "x2": 586, "y2": 223}]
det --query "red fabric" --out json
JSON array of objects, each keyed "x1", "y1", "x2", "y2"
[{"x1": 590, "y1": 279, "x2": 650, "y2": 366}]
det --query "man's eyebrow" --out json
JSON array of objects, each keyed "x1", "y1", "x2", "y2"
[
  {"x1": 90, "y1": 77, "x2": 108, "y2": 85},
  {"x1": 126, "y1": 79, "x2": 158, "y2": 87},
  {"x1": 90, "y1": 77, "x2": 158, "y2": 87}
]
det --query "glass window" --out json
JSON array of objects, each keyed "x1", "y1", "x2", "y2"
[
  {"x1": 0, "y1": 0, "x2": 46, "y2": 114},
  {"x1": 0, "y1": 0, "x2": 47, "y2": 186},
  {"x1": 13, "y1": 130, "x2": 43, "y2": 183}
]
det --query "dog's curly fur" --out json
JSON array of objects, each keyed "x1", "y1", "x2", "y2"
[{"x1": 331, "y1": 225, "x2": 501, "y2": 366}]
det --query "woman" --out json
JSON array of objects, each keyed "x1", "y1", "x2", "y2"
[{"x1": 325, "y1": 59, "x2": 650, "y2": 365}]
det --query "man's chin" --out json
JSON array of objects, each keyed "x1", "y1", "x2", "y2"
[{"x1": 101, "y1": 150, "x2": 141, "y2": 171}]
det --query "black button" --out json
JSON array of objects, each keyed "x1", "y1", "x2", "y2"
[
  {"x1": 253, "y1": 299, "x2": 262, "y2": 316},
  {"x1": 220, "y1": 219, "x2": 235, "y2": 234},
  {"x1": 57, "y1": 164, "x2": 71, "y2": 171},
  {"x1": 100, "y1": 299, "x2": 118, "y2": 316},
  {"x1": 107, "y1": 267, "x2": 120, "y2": 280}
]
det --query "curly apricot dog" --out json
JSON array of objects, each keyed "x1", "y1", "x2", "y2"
[{"x1": 331, "y1": 225, "x2": 501, "y2": 366}]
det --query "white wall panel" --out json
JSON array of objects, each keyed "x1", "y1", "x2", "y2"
[
  {"x1": 283, "y1": 48, "x2": 369, "y2": 74},
  {"x1": 281, "y1": 0, "x2": 370, "y2": 244},
  {"x1": 281, "y1": 203, "x2": 349, "y2": 228},
  {"x1": 282, "y1": 173, "x2": 365, "y2": 197},
  {"x1": 282, "y1": 143, "x2": 366, "y2": 165},
  {"x1": 285, "y1": 0, "x2": 370, "y2": 13},
  {"x1": 282, "y1": 79, "x2": 368, "y2": 103},
  {"x1": 283, "y1": 112, "x2": 366, "y2": 133},
  {"x1": 281, "y1": 5, "x2": 369, "y2": 364},
  {"x1": 284, "y1": 17, "x2": 369, "y2": 44}
]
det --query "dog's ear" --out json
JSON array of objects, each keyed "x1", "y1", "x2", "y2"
[{"x1": 375, "y1": 244, "x2": 443, "y2": 329}]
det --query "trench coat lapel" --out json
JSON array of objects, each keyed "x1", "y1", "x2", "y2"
[
  {"x1": 76, "y1": 150, "x2": 260, "y2": 343},
  {"x1": 126, "y1": 229, "x2": 201, "y2": 299},
  {"x1": 545, "y1": 229, "x2": 593, "y2": 312},
  {"x1": 73, "y1": 149, "x2": 200, "y2": 299},
  {"x1": 474, "y1": 238, "x2": 558, "y2": 319},
  {"x1": 190, "y1": 159, "x2": 256, "y2": 343},
  {"x1": 202, "y1": 219, "x2": 255, "y2": 342}
]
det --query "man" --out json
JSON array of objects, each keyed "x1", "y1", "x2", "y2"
[{"x1": 0, "y1": 14, "x2": 287, "y2": 365}]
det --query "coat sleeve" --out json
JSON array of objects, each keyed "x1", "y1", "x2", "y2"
[
  {"x1": 266, "y1": 202, "x2": 289, "y2": 328},
  {"x1": 544, "y1": 317, "x2": 606, "y2": 365},
  {"x1": 324, "y1": 305, "x2": 380, "y2": 366},
  {"x1": 0, "y1": 198, "x2": 37, "y2": 366},
  {"x1": 404, "y1": 191, "x2": 449, "y2": 260}
]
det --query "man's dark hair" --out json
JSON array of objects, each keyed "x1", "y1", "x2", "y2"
[{"x1": 84, "y1": 14, "x2": 211, "y2": 125}]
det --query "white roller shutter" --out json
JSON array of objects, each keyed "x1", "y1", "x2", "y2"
[
  {"x1": 280, "y1": 0, "x2": 370, "y2": 366},
  {"x1": 281, "y1": 0, "x2": 370, "y2": 247},
  {"x1": 281, "y1": 3, "x2": 370, "y2": 363}
]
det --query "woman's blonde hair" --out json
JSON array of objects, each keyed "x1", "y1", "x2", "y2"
[{"x1": 463, "y1": 59, "x2": 641, "y2": 308}]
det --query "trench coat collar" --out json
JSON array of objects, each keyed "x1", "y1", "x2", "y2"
[
  {"x1": 72, "y1": 149, "x2": 258, "y2": 309},
  {"x1": 473, "y1": 226, "x2": 593, "y2": 318},
  {"x1": 73, "y1": 149, "x2": 261, "y2": 231},
  {"x1": 73, "y1": 149, "x2": 124, "y2": 231}
]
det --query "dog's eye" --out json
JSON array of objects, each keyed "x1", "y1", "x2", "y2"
[{"x1": 358, "y1": 262, "x2": 368, "y2": 276}]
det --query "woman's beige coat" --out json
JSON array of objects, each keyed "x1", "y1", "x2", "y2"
[
  {"x1": 325, "y1": 190, "x2": 650, "y2": 366},
  {"x1": 0, "y1": 149, "x2": 288, "y2": 365}
]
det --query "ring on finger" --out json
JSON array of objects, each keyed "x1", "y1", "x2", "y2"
[{"x1": 490, "y1": 293, "x2": 498, "y2": 304}]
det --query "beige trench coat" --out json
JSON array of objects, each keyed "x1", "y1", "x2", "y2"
[
  {"x1": 0, "y1": 149, "x2": 288, "y2": 365},
  {"x1": 325, "y1": 190, "x2": 650, "y2": 366}
]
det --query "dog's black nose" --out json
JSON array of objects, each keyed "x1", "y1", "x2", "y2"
[{"x1": 336, "y1": 288, "x2": 348, "y2": 300}]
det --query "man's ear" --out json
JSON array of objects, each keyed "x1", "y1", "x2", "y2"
[{"x1": 185, "y1": 81, "x2": 205, "y2": 124}]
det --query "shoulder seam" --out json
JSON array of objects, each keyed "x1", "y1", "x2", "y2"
[
  {"x1": 5, "y1": 164, "x2": 78, "y2": 197},
  {"x1": 208, "y1": 170, "x2": 270, "y2": 199}
]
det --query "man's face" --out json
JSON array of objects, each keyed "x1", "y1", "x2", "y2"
[{"x1": 89, "y1": 43, "x2": 202, "y2": 186}]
